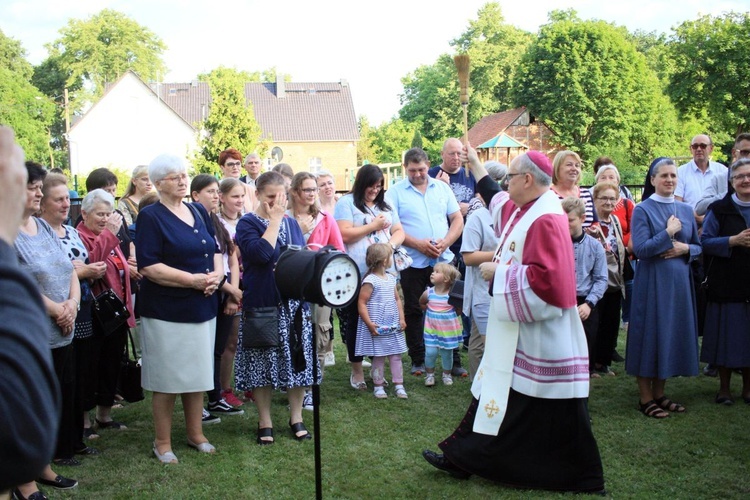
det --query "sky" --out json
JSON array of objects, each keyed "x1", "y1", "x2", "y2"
[{"x1": 2, "y1": 0, "x2": 747, "y2": 126}]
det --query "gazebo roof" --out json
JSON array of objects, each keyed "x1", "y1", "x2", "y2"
[{"x1": 478, "y1": 133, "x2": 527, "y2": 149}]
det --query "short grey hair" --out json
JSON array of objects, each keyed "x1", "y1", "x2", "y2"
[
  {"x1": 82, "y1": 188, "x2": 115, "y2": 213},
  {"x1": 595, "y1": 164, "x2": 621, "y2": 184},
  {"x1": 512, "y1": 154, "x2": 551, "y2": 187},
  {"x1": 484, "y1": 161, "x2": 507, "y2": 182},
  {"x1": 316, "y1": 169, "x2": 333, "y2": 180},
  {"x1": 731, "y1": 158, "x2": 750, "y2": 175},
  {"x1": 149, "y1": 154, "x2": 186, "y2": 183},
  {"x1": 244, "y1": 152, "x2": 260, "y2": 164}
]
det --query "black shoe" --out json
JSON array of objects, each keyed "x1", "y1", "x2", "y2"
[
  {"x1": 74, "y1": 445, "x2": 101, "y2": 456},
  {"x1": 12, "y1": 489, "x2": 48, "y2": 500},
  {"x1": 36, "y1": 475, "x2": 78, "y2": 490},
  {"x1": 51, "y1": 457, "x2": 81, "y2": 466},
  {"x1": 703, "y1": 364, "x2": 718, "y2": 377},
  {"x1": 422, "y1": 450, "x2": 471, "y2": 479},
  {"x1": 289, "y1": 420, "x2": 312, "y2": 441},
  {"x1": 611, "y1": 350, "x2": 624, "y2": 363}
]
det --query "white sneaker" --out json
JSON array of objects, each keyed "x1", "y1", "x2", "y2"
[
  {"x1": 425, "y1": 373, "x2": 435, "y2": 387},
  {"x1": 362, "y1": 359, "x2": 372, "y2": 368},
  {"x1": 324, "y1": 351, "x2": 336, "y2": 367},
  {"x1": 302, "y1": 391, "x2": 314, "y2": 411},
  {"x1": 442, "y1": 373, "x2": 453, "y2": 386}
]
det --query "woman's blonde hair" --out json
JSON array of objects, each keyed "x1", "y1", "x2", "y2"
[
  {"x1": 552, "y1": 150, "x2": 582, "y2": 186},
  {"x1": 433, "y1": 262, "x2": 461, "y2": 286}
]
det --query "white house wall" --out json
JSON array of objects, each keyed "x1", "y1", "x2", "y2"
[{"x1": 68, "y1": 73, "x2": 197, "y2": 176}]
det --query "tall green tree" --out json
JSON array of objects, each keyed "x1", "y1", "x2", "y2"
[
  {"x1": 194, "y1": 67, "x2": 266, "y2": 174},
  {"x1": 511, "y1": 11, "x2": 681, "y2": 167},
  {"x1": 667, "y1": 12, "x2": 750, "y2": 136},
  {"x1": 357, "y1": 116, "x2": 379, "y2": 165},
  {"x1": 0, "y1": 30, "x2": 55, "y2": 163},
  {"x1": 46, "y1": 9, "x2": 167, "y2": 98},
  {"x1": 399, "y1": 2, "x2": 531, "y2": 143}
]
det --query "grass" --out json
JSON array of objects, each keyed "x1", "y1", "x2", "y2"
[{"x1": 51, "y1": 331, "x2": 750, "y2": 499}]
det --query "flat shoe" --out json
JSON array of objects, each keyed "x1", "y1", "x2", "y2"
[
  {"x1": 187, "y1": 439, "x2": 216, "y2": 453},
  {"x1": 257, "y1": 427, "x2": 274, "y2": 445},
  {"x1": 715, "y1": 394, "x2": 734, "y2": 406},
  {"x1": 153, "y1": 442, "x2": 178, "y2": 464},
  {"x1": 51, "y1": 457, "x2": 81, "y2": 467},
  {"x1": 74, "y1": 446, "x2": 101, "y2": 456},
  {"x1": 422, "y1": 450, "x2": 471, "y2": 479},
  {"x1": 36, "y1": 475, "x2": 78, "y2": 490},
  {"x1": 289, "y1": 420, "x2": 312, "y2": 441},
  {"x1": 350, "y1": 373, "x2": 367, "y2": 391},
  {"x1": 12, "y1": 489, "x2": 48, "y2": 500},
  {"x1": 96, "y1": 419, "x2": 127, "y2": 430}
]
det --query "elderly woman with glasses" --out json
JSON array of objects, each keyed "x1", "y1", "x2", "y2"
[
  {"x1": 626, "y1": 158, "x2": 701, "y2": 419},
  {"x1": 700, "y1": 158, "x2": 750, "y2": 405},
  {"x1": 77, "y1": 189, "x2": 136, "y2": 435},
  {"x1": 588, "y1": 183, "x2": 626, "y2": 377},
  {"x1": 136, "y1": 154, "x2": 223, "y2": 463}
]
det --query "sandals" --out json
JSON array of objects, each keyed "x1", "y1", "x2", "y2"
[
  {"x1": 654, "y1": 396, "x2": 686, "y2": 413},
  {"x1": 395, "y1": 385, "x2": 408, "y2": 399},
  {"x1": 74, "y1": 446, "x2": 101, "y2": 456},
  {"x1": 83, "y1": 427, "x2": 100, "y2": 440},
  {"x1": 257, "y1": 427, "x2": 274, "y2": 445},
  {"x1": 373, "y1": 386, "x2": 388, "y2": 399},
  {"x1": 52, "y1": 457, "x2": 81, "y2": 466},
  {"x1": 639, "y1": 400, "x2": 670, "y2": 419},
  {"x1": 715, "y1": 394, "x2": 735, "y2": 406},
  {"x1": 187, "y1": 439, "x2": 216, "y2": 453},
  {"x1": 289, "y1": 421, "x2": 312, "y2": 441}
]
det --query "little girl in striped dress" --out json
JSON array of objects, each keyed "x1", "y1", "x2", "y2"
[
  {"x1": 356, "y1": 244, "x2": 408, "y2": 399},
  {"x1": 420, "y1": 262, "x2": 462, "y2": 386}
]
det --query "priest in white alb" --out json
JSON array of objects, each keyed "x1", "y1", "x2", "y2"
[{"x1": 422, "y1": 148, "x2": 605, "y2": 494}]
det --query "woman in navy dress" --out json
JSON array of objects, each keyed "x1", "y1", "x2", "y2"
[
  {"x1": 234, "y1": 172, "x2": 318, "y2": 444},
  {"x1": 700, "y1": 158, "x2": 750, "y2": 405},
  {"x1": 626, "y1": 158, "x2": 701, "y2": 418}
]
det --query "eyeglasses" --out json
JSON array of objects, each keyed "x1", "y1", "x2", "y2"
[
  {"x1": 301, "y1": 188, "x2": 319, "y2": 194},
  {"x1": 734, "y1": 149, "x2": 750, "y2": 158},
  {"x1": 225, "y1": 161, "x2": 242, "y2": 167},
  {"x1": 596, "y1": 197, "x2": 617, "y2": 203},
  {"x1": 732, "y1": 173, "x2": 750, "y2": 182},
  {"x1": 505, "y1": 172, "x2": 524, "y2": 180},
  {"x1": 691, "y1": 143, "x2": 710, "y2": 150},
  {"x1": 162, "y1": 174, "x2": 188, "y2": 183}
]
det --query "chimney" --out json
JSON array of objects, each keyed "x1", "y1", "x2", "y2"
[{"x1": 276, "y1": 73, "x2": 285, "y2": 99}]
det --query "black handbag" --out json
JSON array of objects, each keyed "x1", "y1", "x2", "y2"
[
  {"x1": 93, "y1": 288, "x2": 130, "y2": 336},
  {"x1": 119, "y1": 330, "x2": 144, "y2": 403},
  {"x1": 241, "y1": 306, "x2": 280, "y2": 348},
  {"x1": 448, "y1": 279, "x2": 465, "y2": 311}
]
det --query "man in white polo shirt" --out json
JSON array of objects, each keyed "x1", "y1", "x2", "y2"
[
  {"x1": 675, "y1": 134, "x2": 728, "y2": 226},
  {"x1": 386, "y1": 148, "x2": 463, "y2": 376}
]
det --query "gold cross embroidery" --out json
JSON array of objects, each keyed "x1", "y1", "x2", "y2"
[
  {"x1": 476, "y1": 368, "x2": 484, "y2": 380},
  {"x1": 484, "y1": 399, "x2": 500, "y2": 419}
]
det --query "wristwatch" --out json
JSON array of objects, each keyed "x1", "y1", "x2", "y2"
[{"x1": 72, "y1": 298, "x2": 80, "y2": 311}]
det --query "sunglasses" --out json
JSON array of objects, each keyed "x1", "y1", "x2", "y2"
[{"x1": 690, "y1": 143, "x2": 710, "y2": 150}]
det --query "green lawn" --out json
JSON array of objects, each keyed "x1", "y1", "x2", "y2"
[{"x1": 51, "y1": 333, "x2": 750, "y2": 499}]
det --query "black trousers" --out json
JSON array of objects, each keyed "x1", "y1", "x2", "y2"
[
  {"x1": 52, "y1": 343, "x2": 78, "y2": 459},
  {"x1": 577, "y1": 296, "x2": 600, "y2": 372},
  {"x1": 400, "y1": 266, "x2": 433, "y2": 366},
  {"x1": 208, "y1": 310, "x2": 237, "y2": 402},
  {"x1": 341, "y1": 293, "x2": 363, "y2": 363},
  {"x1": 595, "y1": 290, "x2": 622, "y2": 367},
  {"x1": 95, "y1": 325, "x2": 127, "y2": 407}
]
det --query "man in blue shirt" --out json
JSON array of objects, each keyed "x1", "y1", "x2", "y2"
[
  {"x1": 386, "y1": 148, "x2": 463, "y2": 375},
  {"x1": 429, "y1": 138, "x2": 477, "y2": 376}
]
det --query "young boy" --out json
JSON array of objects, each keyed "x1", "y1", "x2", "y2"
[{"x1": 562, "y1": 197, "x2": 608, "y2": 378}]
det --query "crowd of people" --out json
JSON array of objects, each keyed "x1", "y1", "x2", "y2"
[{"x1": 3, "y1": 125, "x2": 750, "y2": 497}]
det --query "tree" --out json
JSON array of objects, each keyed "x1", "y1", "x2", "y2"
[
  {"x1": 667, "y1": 12, "x2": 750, "y2": 136},
  {"x1": 357, "y1": 116, "x2": 379, "y2": 165},
  {"x1": 46, "y1": 9, "x2": 167, "y2": 98},
  {"x1": 194, "y1": 67, "x2": 267, "y2": 174},
  {"x1": 0, "y1": 30, "x2": 55, "y2": 163},
  {"x1": 411, "y1": 130, "x2": 423, "y2": 149},
  {"x1": 511, "y1": 11, "x2": 682, "y2": 168},
  {"x1": 399, "y1": 2, "x2": 531, "y2": 143}
]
